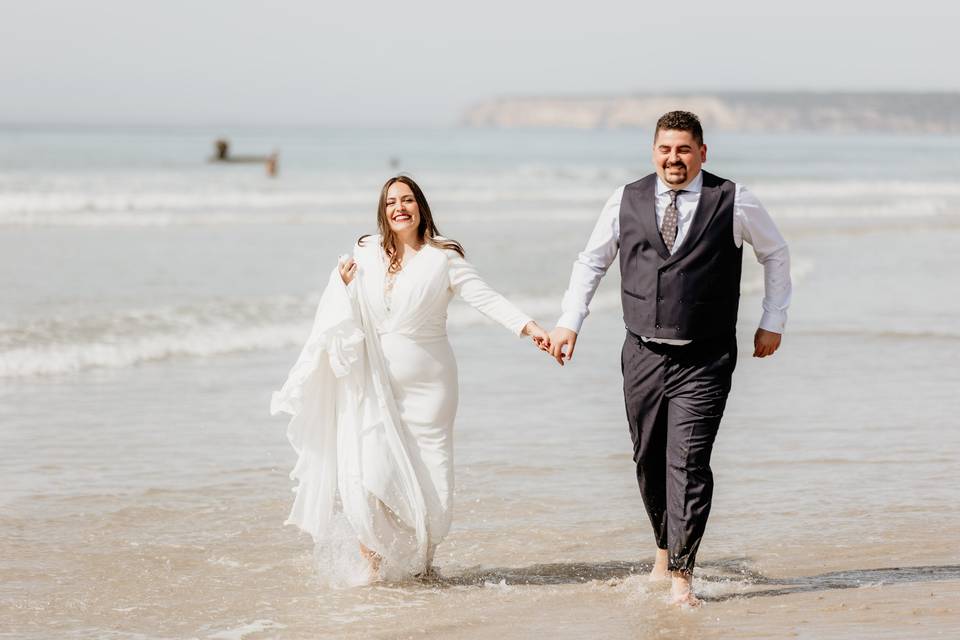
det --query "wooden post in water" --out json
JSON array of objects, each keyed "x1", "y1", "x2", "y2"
[
  {"x1": 214, "y1": 139, "x2": 230, "y2": 160},
  {"x1": 209, "y1": 139, "x2": 279, "y2": 177}
]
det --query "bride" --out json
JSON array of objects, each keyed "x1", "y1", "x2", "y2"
[{"x1": 272, "y1": 175, "x2": 549, "y2": 582}]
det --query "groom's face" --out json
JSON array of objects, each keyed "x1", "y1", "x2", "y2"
[{"x1": 653, "y1": 129, "x2": 707, "y2": 188}]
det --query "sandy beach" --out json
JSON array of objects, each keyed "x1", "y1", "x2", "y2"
[{"x1": 2, "y1": 127, "x2": 959, "y2": 638}]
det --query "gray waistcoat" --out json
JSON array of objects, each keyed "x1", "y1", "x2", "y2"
[{"x1": 618, "y1": 170, "x2": 742, "y2": 340}]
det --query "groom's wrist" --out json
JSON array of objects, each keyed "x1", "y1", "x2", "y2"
[
  {"x1": 555, "y1": 313, "x2": 583, "y2": 334},
  {"x1": 758, "y1": 311, "x2": 786, "y2": 335}
]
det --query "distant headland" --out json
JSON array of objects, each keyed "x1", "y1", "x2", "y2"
[{"x1": 461, "y1": 92, "x2": 960, "y2": 133}]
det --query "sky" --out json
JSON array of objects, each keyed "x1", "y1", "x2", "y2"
[{"x1": 2, "y1": 0, "x2": 958, "y2": 126}]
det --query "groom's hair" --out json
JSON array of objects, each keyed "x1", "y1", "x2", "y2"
[{"x1": 655, "y1": 111, "x2": 704, "y2": 146}]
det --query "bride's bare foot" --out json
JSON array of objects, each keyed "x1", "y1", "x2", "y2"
[
  {"x1": 670, "y1": 571, "x2": 701, "y2": 607},
  {"x1": 359, "y1": 542, "x2": 382, "y2": 580},
  {"x1": 649, "y1": 548, "x2": 669, "y2": 582}
]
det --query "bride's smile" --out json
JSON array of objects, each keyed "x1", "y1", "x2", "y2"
[{"x1": 385, "y1": 182, "x2": 420, "y2": 234}]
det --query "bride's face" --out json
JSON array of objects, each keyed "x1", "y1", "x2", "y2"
[{"x1": 385, "y1": 182, "x2": 420, "y2": 236}]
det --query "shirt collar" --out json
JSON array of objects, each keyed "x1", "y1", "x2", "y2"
[{"x1": 656, "y1": 170, "x2": 703, "y2": 196}]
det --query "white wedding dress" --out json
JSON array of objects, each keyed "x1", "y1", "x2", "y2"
[{"x1": 272, "y1": 235, "x2": 530, "y2": 581}]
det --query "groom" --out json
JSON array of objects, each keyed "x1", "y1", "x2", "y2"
[{"x1": 547, "y1": 111, "x2": 791, "y2": 606}]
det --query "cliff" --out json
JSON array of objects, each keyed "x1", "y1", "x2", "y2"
[{"x1": 461, "y1": 93, "x2": 960, "y2": 133}]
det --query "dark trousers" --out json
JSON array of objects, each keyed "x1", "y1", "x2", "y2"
[{"x1": 621, "y1": 331, "x2": 737, "y2": 574}]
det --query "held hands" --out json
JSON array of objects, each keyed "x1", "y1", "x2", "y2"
[
  {"x1": 753, "y1": 328, "x2": 782, "y2": 357},
  {"x1": 520, "y1": 325, "x2": 578, "y2": 366},
  {"x1": 522, "y1": 323, "x2": 578, "y2": 367},
  {"x1": 522, "y1": 321, "x2": 551, "y2": 350},
  {"x1": 545, "y1": 327, "x2": 577, "y2": 366},
  {"x1": 338, "y1": 255, "x2": 357, "y2": 285}
]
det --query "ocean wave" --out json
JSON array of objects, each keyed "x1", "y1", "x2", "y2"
[
  {"x1": 0, "y1": 296, "x2": 315, "y2": 378},
  {"x1": 0, "y1": 211, "x2": 356, "y2": 227},
  {"x1": 0, "y1": 189, "x2": 373, "y2": 215},
  {"x1": 0, "y1": 253, "x2": 817, "y2": 379},
  {"x1": 2, "y1": 177, "x2": 959, "y2": 227},
  {"x1": 4, "y1": 199, "x2": 957, "y2": 228},
  {"x1": 0, "y1": 290, "x2": 616, "y2": 379},
  {"x1": 771, "y1": 200, "x2": 955, "y2": 220},
  {"x1": 790, "y1": 326, "x2": 960, "y2": 341},
  {"x1": 0, "y1": 187, "x2": 605, "y2": 217},
  {"x1": 0, "y1": 207, "x2": 600, "y2": 227},
  {"x1": 0, "y1": 169, "x2": 609, "y2": 220},
  {"x1": 748, "y1": 180, "x2": 960, "y2": 200}
]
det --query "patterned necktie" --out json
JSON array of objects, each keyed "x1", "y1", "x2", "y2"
[{"x1": 661, "y1": 189, "x2": 682, "y2": 251}]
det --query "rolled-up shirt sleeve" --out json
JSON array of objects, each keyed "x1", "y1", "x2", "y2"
[
  {"x1": 734, "y1": 184, "x2": 792, "y2": 334},
  {"x1": 556, "y1": 186, "x2": 623, "y2": 333}
]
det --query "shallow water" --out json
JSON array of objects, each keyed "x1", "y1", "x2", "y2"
[{"x1": 2, "y1": 128, "x2": 959, "y2": 637}]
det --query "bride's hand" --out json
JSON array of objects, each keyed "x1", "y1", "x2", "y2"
[
  {"x1": 338, "y1": 255, "x2": 357, "y2": 284},
  {"x1": 522, "y1": 321, "x2": 551, "y2": 350}
]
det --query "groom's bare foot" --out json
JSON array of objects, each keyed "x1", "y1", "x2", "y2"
[
  {"x1": 649, "y1": 548, "x2": 670, "y2": 581},
  {"x1": 670, "y1": 571, "x2": 701, "y2": 607},
  {"x1": 670, "y1": 589, "x2": 701, "y2": 607},
  {"x1": 414, "y1": 565, "x2": 440, "y2": 581}
]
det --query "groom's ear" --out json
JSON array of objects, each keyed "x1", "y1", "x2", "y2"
[{"x1": 700, "y1": 144, "x2": 708, "y2": 163}]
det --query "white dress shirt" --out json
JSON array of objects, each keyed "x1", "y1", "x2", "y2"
[{"x1": 557, "y1": 171, "x2": 792, "y2": 344}]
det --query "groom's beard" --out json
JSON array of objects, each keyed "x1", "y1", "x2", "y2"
[{"x1": 663, "y1": 161, "x2": 687, "y2": 185}]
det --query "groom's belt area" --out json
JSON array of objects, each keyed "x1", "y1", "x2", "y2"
[{"x1": 625, "y1": 328, "x2": 735, "y2": 356}]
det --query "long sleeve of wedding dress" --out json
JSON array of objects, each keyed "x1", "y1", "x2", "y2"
[{"x1": 447, "y1": 253, "x2": 532, "y2": 336}]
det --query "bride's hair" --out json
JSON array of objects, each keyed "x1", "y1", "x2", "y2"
[{"x1": 359, "y1": 175, "x2": 465, "y2": 274}]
